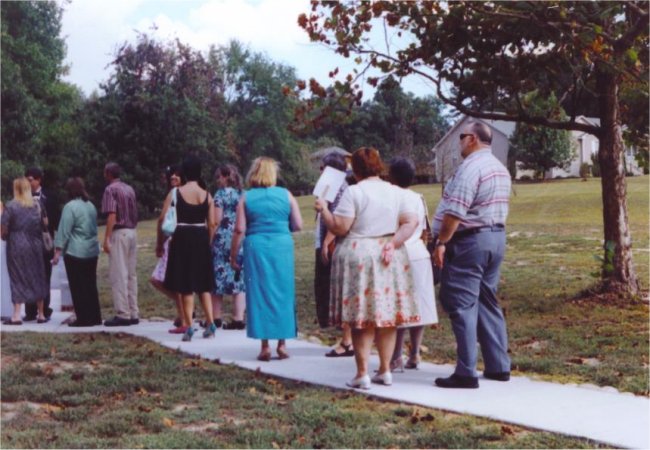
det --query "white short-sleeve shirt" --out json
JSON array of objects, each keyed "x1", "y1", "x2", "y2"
[
  {"x1": 401, "y1": 188, "x2": 431, "y2": 261},
  {"x1": 334, "y1": 178, "x2": 415, "y2": 238}
]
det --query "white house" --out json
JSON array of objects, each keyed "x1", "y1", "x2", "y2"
[{"x1": 431, "y1": 115, "x2": 642, "y2": 182}]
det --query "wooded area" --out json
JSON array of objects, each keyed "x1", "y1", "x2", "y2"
[{"x1": 0, "y1": 1, "x2": 448, "y2": 216}]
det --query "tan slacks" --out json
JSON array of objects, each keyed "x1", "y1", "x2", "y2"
[{"x1": 109, "y1": 228, "x2": 138, "y2": 319}]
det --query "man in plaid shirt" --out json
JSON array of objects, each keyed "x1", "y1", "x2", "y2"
[{"x1": 432, "y1": 121, "x2": 511, "y2": 389}]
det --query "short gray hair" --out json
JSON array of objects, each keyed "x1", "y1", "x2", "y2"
[
  {"x1": 104, "y1": 162, "x2": 121, "y2": 179},
  {"x1": 467, "y1": 121, "x2": 492, "y2": 144}
]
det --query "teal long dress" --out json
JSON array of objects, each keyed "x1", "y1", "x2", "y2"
[{"x1": 244, "y1": 186, "x2": 297, "y2": 340}]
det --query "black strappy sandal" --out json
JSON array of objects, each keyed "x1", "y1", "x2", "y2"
[{"x1": 325, "y1": 343, "x2": 354, "y2": 357}]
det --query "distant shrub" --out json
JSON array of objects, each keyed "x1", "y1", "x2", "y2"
[
  {"x1": 519, "y1": 175, "x2": 532, "y2": 181},
  {"x1": 579, "y1": 163, "x2": 591, "y2": 179},
  {"x1": 591, "y1": 153, "x2": 601, "y2": 177}
]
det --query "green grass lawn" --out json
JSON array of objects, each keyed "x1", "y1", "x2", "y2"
[
  {"x1": 0, "y1": 332, "x2": 605, "y2": 449},
  {"x1": 1, "y1": 176, "x2": 648, "y2": 448}
]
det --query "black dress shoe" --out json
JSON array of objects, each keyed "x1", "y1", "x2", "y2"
[
  {"x1": 104, "y1": 316, "x2": 132, "y2": 327},
  {"x1": 69, "y1": 320, "x2": 103, "y2": 327},
  {"x1": 45, "y1": 307, "x2": 53, "y2": 319},
  {"x1": 484, "y1": 371, "x2": 510, "y2": 381},
  {"x1": 222, "y1": 320, "x2": 245, "y2": 330},
  {"x1": 435, "y1": 374, "x2": 479, "y2": 389},
  {"x1": 129, "y1": 318, "x2": 139, "y2": 325},
  {"x1": 22, "y1": 315, "x2": 37, "y2": 322},
  {"x1": 3, "y1": 319, "x2": 23, "y2": 325}
]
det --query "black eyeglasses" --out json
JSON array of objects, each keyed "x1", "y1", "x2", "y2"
[{"x1": 459, "y1": 133, "x2": 473, "y2": 141}]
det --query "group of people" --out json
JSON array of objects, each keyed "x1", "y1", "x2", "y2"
[
  {"x1": 1, "y1": 120, "x2": 512, "y2": 389},
  {"x1": 1, "y1": 165, "x2": 133, "y2": 328},
  {"x1": 314, "y1": 120, "x2": 511, "y2": 389},
  {"x1": 149, "y1": 154, "x2": 302, "y2": 360}
]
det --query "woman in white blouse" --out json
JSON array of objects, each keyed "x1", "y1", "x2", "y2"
[
  {"x1": 388, "y1": 157, "x2": 438, "y2": 371},
  {"x1": 315, "y1": 147, "x2": 420, "y2": 389}
]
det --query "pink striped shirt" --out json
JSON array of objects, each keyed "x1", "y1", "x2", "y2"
[
  {"x1": 433, "y1": 148, "x2": 510, "y2": 234},
  {"x1": 101, "y1": 180, "x2": 138, "y2": 228}
]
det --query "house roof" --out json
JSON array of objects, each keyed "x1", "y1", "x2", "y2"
[
  {"x1": 432, "y1": 115, "x2": 512, "y2": 151},
  {"x1": 310, "y1": 146, "x2": 350, "y2": 161},
  {"x1": 432, "y1": 114, "x2": 601, "y2": 150}
]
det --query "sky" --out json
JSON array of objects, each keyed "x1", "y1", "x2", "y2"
[{"x1": 59, "y1": 0, "x2": 436, "y2": 99}]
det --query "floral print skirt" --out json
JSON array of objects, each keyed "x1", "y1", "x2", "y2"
[
  {"x1": 329, "y1": 236, "x2": 420, "y2": 329},
  {"x1": 212, "y1": 228, "x2": 245, "y2": 295},
  {"x1": 151, "y1": 238, "x2": 170, "y2": 283}
]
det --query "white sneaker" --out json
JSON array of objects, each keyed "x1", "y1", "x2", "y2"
[
  {"x1": 371, "y1": 371, "x2": 393, "y2": 386},
  {"x1": 346, "y1": 374, "x2": 371, "y2": 389}
]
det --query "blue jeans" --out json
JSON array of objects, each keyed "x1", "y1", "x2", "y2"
[{"x1": 439, "y1": 228, "x2": 510, "y2": 377}]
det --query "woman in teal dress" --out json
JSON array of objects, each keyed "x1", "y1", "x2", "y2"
[{"x1": 230, "y1": 157, "x2": 303, "y2": 361}]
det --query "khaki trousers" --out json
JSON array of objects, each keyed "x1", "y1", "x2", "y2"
[{"x1": 109, "y1": 228, "x2": 138, "y2": 319}]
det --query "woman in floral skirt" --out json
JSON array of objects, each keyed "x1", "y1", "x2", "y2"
[
  {"x1": 210, "y1": 164, "x2": 246, "y2": 330},
  {"x1": 315, "y1": 147, "x2": 420, "y2": 389}
]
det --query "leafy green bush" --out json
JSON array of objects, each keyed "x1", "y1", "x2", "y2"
[{"x1": 591, "y1": 153, "x2": 601, "y2": 177}]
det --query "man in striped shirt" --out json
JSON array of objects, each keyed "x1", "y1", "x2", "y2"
[
  {"x1": 432, "y1": 121, "x2": 511, "y2": 389},
  {"x1": 101, "y1": 162, "x2": 139, "y2": 327}
]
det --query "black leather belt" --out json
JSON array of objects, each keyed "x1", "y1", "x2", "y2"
[{"x1": 453, "y1": 224, "x2": 504, "y2": 239}]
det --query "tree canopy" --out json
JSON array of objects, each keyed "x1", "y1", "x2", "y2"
[
  {"x1": 299, "y1": 1, "x2": 649, "y2": 296},
  {"x1": 508, "y1": 94, "x2": 575, "y2": 179},
  {"x1": 1, "y1": 0, "x2": 82, "y2": 193}
]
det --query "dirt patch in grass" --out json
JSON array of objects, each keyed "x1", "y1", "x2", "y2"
[
  {"x1": 572, "y1": 288, "x2": 650, "y2": 307},
  {"x1": 180, "y1": 422, "x2": 221, "y2": 433},
  {"x1": 1, "y1": 401, "x2": 62, "y2": 422},
  {"x1": 171, "y1": 403, "x2": 199, "y2": 413},
  {"x1": 33, "y1": 360, "x2": 102, "y2": 375}
]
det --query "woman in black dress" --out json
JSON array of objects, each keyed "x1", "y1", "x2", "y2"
[{"x1": 163, "y1": 155, "x2": 216, "y2": 341}]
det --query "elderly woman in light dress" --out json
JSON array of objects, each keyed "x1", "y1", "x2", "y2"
[{"x1": 316, "y1": 147, "x2": 424, "y2": 389}]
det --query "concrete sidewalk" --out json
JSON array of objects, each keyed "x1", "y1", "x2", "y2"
[{"x1": 2, "y1": 308, "x2": 648, "y2": 449}]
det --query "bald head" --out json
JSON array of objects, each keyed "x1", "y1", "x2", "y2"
[{"x1": 466, "y1": 121, "x2": 492, "y2": 145}]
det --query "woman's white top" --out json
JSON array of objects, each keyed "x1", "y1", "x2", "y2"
[
  {"x1": 401, "y1": 189, "x2": 432, "y2": 261},
  {"x1": 334, "y1": 178, "x2": 415, "y2": 238}
]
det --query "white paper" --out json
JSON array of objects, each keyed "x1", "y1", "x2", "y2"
[{"x1": 312, "y1": 166, "x2": 347, "y2": 202}]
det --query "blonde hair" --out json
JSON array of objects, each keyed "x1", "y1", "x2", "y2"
[
  {"x1": 13, "y1": 177, "x2": 34, "y2": 207},
  {"x1": 246, "y1": 157, "x2": 278, "y2": 188}
]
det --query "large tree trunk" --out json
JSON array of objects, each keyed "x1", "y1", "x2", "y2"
[{"x1": 596, "y1": 68, "x2": 640, "y2": 296}]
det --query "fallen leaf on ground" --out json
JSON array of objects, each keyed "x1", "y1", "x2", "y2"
[{"x1": 70, "y1": 372, "x2": 84, "y2": 381}]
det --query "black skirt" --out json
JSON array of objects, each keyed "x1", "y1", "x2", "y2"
[{"x1": 164, "y1": 226, "x2": 215, "y2": 294}]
